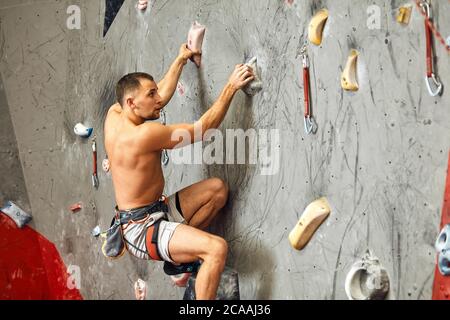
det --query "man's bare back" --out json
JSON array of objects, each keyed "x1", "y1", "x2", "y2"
[{"x1": 105, "y1": 103, "x2": 164, "y2": 210}]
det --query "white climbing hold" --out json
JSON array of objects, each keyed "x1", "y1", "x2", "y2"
[
  {"x1": 243, "y1": 56, "x2": 263, "y2": 96},
  {"x1": 345, "y1": 250, "x2": 390, "y2": 300},
  {"x1": 74, "y1": 123, "x2": 93, "y2": 138},
  {"x1": 92, "y1": 226, "x2": 101, "y2": 238}
]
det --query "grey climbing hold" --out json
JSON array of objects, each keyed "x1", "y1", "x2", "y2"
[
  {"x1": 243, "y1": 57, "x2": 263, "y2": 96},
  {"x1": 183, "y1": 266, "x2": 240, "y2": 300},
  {"x1": 345, "y1": 250, "x2": 390, "y2": 300},
  {"x1": 435, "y1": 224, "x2": 450, "y2": 253},
  {"x1": 0, "y1": 201, "x2": 32, "y2": 229},
  {"x1": 438, "y1": 250, "x2": 450, "y2": 276},
  {"x1": 436, "y1": 224, "x2": 450, "y2": 276}
]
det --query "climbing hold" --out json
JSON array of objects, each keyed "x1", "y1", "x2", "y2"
[
  {"x1": 0, "y1": 201, "x2": 32, "y2": 229},
  {"x1": 446, "y1": 36, "x2": 450, "y2": 48},
  {"x1": 243, "y1": 57, "x2": 263, "y2": 96},
  {"x1": 341, "y1": 49, "x2": 359, "y2": 91},
  {"x1": 92, "y1": 226, "x2": 101, "y2": 238},
  {"x1": 69, "y1": 203, "x2": 82, "y2": 213},
  {"x1": 397, "y1": 5, "x2": 412, "y2": 25},
  {"x1": 438, "y1": 250, "x2": 450, "y2": 276},
  {"x1": 137, "y1": 0, "x2": 148, "y2": 11},
  {"x1": 134, "y1": 279, "x2": 147, "y2": 300},
  {"x1": 177, "y1": 82, "x2": 185, "y2": 96},
  {"x1": 183, "y1": 266, "x2": 240, "y2": 300},
  {"x1": 435, "y1": 224, "x2": 450, "y2": 253},
  {"x1": 102, "y1": 158, "x2": 110, "y2": 173},
  {"x1": 171, "y1": 273, "x2": 192, "y2": 287},
  {"x1": 345, "y1": 250, "x2": 390, "y2": 300},
  {"x1": 308, "y1": 9, "x2": 329, "y2": 46},
  {"x1": 289, "y1": 197, "x2": 331, "y2": 250},
  {"x1": 187, "y1": 21, "x2": 206, "y2": 67},
  {"x1": 74, "y1": 123, "x2": 93, "y2": 138}
]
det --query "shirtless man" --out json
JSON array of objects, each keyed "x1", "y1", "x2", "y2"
[{"x1": 104, "y1": 44, "x2": 254, "y2": 300}]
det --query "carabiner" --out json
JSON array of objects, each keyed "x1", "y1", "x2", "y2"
[
  {"x1": 425, "y1": 73, "x2": 443, "y2": 97},
  {"x1": 160, "y1": 110, "x2": 170, "y2": 166},
  {"x1": 304, "y1": 116, "x2": 318, "y2": 135},
  {"x1": 162, "y1": 149, "x2": 169, "y2": 166},
  {"x1": 419, "y1": 1, "x2": 431, "y2": 19}
]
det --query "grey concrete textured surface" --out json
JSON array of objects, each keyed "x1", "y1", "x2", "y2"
[
  {"x1": 0, "y1": 74, "x2": 31, "y2": 214},
  {"x1": 0, "y1": 0, "x2": 449, "y2": 299}
]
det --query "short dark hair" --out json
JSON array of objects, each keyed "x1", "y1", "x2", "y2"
[{"x1": 116, "y1": 72, "x2": 154, "y2": 107}]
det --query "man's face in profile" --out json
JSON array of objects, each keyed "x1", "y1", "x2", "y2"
[{"x1": 132, "y1": 79, "x2": 163, "y2": 121}]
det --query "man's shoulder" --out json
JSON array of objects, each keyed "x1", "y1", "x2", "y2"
[
  {"x1": 137, "y1": 121, "x2": 164, "y2": 136},
  {"x1": 107, "y1": 103, "x2": 122, "y2": 116}
]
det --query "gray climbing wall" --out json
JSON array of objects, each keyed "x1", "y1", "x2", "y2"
[
  {"x1": 0, "y1": 0, "x2": 449, "y2": 300},
  {"x1": 0, "y1": 74, "x2": 31, "y2": 214}
]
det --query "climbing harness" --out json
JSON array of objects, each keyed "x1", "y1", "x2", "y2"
[
  {"x1": 92, "y1": 137, "x2": 99, "y2": 188},
  {"x1": 418, "y1": 0, "x2": 443, "y2": 96},
  {"x1": 100, "y1": 197, "x2": 169, "y2": 260},
  {"x1": 161, "y1": 110, "x2": 169, "y2": 166},
  {"x1": 301, "y1": 44, "x2": 318, "y2": 135}
]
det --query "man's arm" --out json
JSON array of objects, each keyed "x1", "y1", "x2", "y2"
[
  {"x1": 140, "y1": 64, "x2": 254, "y2": 151},
  {"x1": 158, "y1": 44, "x2": 200, "y2": 106}
]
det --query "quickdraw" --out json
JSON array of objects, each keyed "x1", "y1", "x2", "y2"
[
  {"x1": 92, "y1": 136, "x2": 99, "y2": 188},
  {"x1": 301, "y1": 44, "x2": 318, "y2": 135},
  {"x1": 418, "y1": 0, "x2": 443, "y2": 96},
  {"x1": 161, "y1": 110, "x2": 170, "y2": 166}
]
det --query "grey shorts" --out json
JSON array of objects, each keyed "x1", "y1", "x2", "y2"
[
  {"x1": 121, "y1": 194, "x2": 186, "y2": 263},
  {"x1": 157, "y1": 193, "x2": 186, "y2": 263}
]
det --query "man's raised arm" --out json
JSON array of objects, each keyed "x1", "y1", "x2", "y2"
[
  {"x1": 157, "y1": 44, "x2": 200, "y2": 106},
  {"x1": 140, "y1": 64, "x2": 254, "y2": 152}
]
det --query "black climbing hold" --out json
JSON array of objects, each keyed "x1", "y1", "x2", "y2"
[
  {"x1": 103, "y1": 0, "x2": 126, "y2": 37},
  {"x1": 183, "y1": 267, "x2": 240, "y2": 300}
]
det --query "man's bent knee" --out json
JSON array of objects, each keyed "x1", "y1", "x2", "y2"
[
  {"x1": 206, "y1": 236, "x2": 228, "y2": 264},
  {"x1": 209, "y1": 178, "x2": 229, "y2": 208}
]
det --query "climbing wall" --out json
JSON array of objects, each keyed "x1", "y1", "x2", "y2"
[{"x1": 0, "y1": 0, "x2": 449, "y2": 299}]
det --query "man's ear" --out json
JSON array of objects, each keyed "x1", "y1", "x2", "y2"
[{"x1": 125, "y1": 96, "x2": 135, "y2": 110}]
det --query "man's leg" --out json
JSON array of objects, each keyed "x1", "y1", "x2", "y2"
[
  {"x1": 168, "y1": 224, "x2": 228, "y2": 300},
  {"x1": 176, "y1": 177, "x2": 228, "y2": 229}
]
